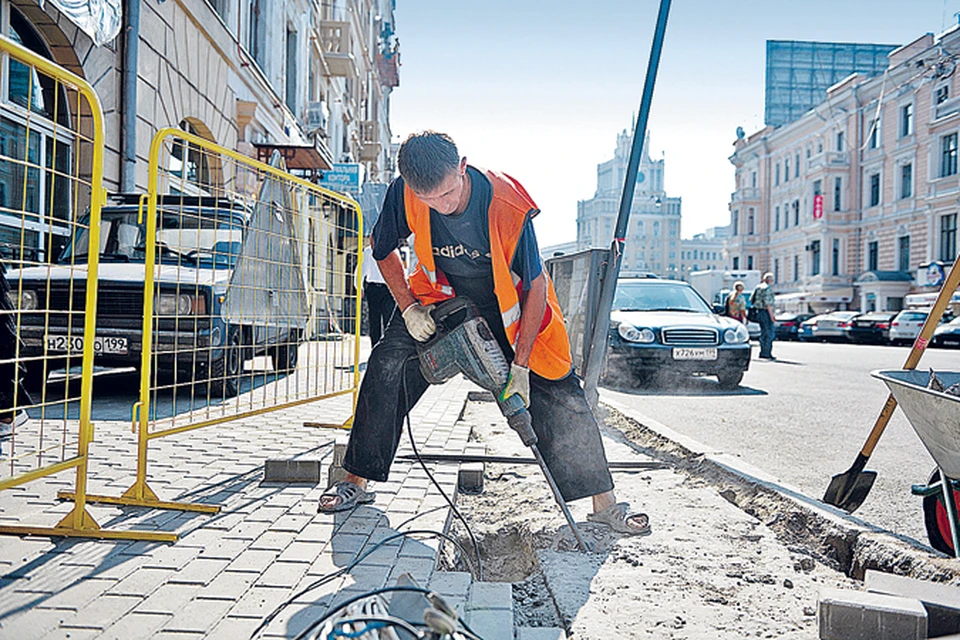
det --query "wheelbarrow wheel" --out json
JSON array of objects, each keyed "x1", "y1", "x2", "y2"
[{"x1": 922, "y1": 467, "x2": 960, "y2": 555}]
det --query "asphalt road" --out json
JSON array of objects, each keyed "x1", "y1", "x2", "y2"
[{"x1": 601, "y1": 339, "x2": 960, "y2": 548}]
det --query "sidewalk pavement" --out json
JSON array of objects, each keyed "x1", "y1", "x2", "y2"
[{"x1": 0, "y1": 373, "x2": 956, "y2": 639}]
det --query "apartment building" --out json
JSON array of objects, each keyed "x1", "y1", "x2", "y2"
[
  {"x1": 728, "y1": 29, "x2": 960, "y2": 313},
  {"x1": 680, "y1": 226, "x2": 728, "y2": 281},
  {"x1": 577, "y1": 129, "x2": 682, "y2": 279},
  {"x1": 0, "y1": 0, "x2": 398, "y2": 261}
]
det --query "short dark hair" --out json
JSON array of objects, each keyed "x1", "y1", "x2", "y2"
[{"x1": 397, "y1": 131, "x2": 460, "y2": 192}]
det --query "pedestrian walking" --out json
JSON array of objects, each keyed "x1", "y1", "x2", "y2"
[
  {"x1": 319, "y1": 131, "x2": 649, "y2": 535},
  {"x1": 725, "y1": 281, "x2": 747, "y2": 323},
  {"x1": 751, "y1": 272, "x2": 777, "y2": 359},
  {"x1": 361, "y1": 244, "x2": 396, "y2": 347}
]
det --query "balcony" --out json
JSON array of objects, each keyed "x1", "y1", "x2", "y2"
[
  {"x1": 730, "y1": 187, "x2": 760, "y2": 202},
  {"x1": 806, "y1": 151, "x2": 849, "y2": 172},
  {"x1": 360, "y1": 120, "x2": 382, "y2": 161},
  {"x1": 319, "y1": 21, "x2": 358, "y2": 78}
]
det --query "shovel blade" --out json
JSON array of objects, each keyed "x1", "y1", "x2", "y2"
[{"x1": 823, "y1": 469, "x2": 877, "y2": 513}]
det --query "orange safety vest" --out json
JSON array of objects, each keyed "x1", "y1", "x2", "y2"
[{"x1": 404, "y1": 168, "x2": 573, "y2": 380}]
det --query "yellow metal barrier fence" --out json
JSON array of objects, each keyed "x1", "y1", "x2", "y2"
[
  {"x1": 70, "y1": 128, "x2": 362, "y2": 517},
  {"x1": 0, "y1": 35, "x2": 173, "y2": 541}
]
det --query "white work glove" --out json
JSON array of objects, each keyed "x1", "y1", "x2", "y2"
[
  {"x1": 402, "y1": 302, "x2": 436, "y2": 342},
  {"x1": 500, "y1": 363, "x2": 531, "y2": 407}
]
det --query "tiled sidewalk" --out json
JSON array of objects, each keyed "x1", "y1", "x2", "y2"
[{"x1": 0, "y1": 375, "x2": 485, "y2": 639}]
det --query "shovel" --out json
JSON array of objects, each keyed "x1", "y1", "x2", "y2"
[{"x1": 823, "y1": 259, "x2": 960, "y2": 513}]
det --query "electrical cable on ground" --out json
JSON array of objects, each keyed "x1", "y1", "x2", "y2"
[
  {"x1": 401, "y1": 354, "x2": 484, "y2": 581},
  {"x1": 250, "y1": 530, "x2": 476, "y2": 640}
]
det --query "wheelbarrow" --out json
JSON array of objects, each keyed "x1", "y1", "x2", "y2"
[{"x1": 873, "y1": 369, "x2": 960, "y2": 557}]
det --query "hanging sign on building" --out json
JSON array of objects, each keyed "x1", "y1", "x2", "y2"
[
  {"x1": 317, "y1": 163, "x2": 361, "y2": 196},
  {"x1": 813, "y1": 194, "x2": 823, "y2": 220}
]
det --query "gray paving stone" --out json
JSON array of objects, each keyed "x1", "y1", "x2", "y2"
[
  {"x1": 98, "y1": 611, "x2": 172, "y2": 640},
  {"x1": 227, "y1": 549, "x2": 279, "y2": 573},
  {"x1": 0, "y1": 608, "x2": 76, "y2": 640},
  {"x1": 298, "y1": 523, "x2": 335, "y2": 543},
  {"x1": 166, "y1": 558, "x2": 228, "y2": 586},
  {"x1": 40, "y1": 627, "x2": 99, "y2": 640},
  {"x1": 34, "y1": 578, "x2": 115, "y2": 611},
  {"x1": 250, "y1": 531, "x2": 299, "y2": 552},
  {"x1": 517, "y1": 627, "x2": 566, "y2": 640},
  {"x1": 388, "y1": 558, "x2": 435, "y2": 586},
  {"x1": 258, "y1": 602, "x2": 328, "y2": 639},
  {"x1": 223, "y1": 519, "x2": 272, "y2": 541},
  {"x1": 160, "y1": 597, "x2": 233, "y2": 633},
  {"x1": 133, "y1": 583, "x2": 200, "y2": 615},
  {"x1": 198, "y1": 570, "x2": 258, "y2": 601},
  {"x1": 59, "y1": 594, "x2": 141, "y2": 630},
  {"x1": 277, "y1": 541, "x2": 325, "y2": 563},
  {"x1": 270, "y1": 514, "x2": 312, "y2": 533},
  {"x1": 468, "y1": 582, "x2": 513, "y2": 610},
  {"x1": 429, "y1": 571, "x2": 472, "y2": 598},
  {"x1": 198, "y1": 538, "x2": 252, "y2": 561},
  {"x1": 106, "y1": 567, "x2": 176, "y2": 598},
  {"x1": 257, "y1": 561, "x2": 309, "y2": 589},
  {"x1": 229, "y1": 585, "x2": 292, "y2": 618},
  {"x1": 466, "y1": 609, "x2": 514, "y2": 640}
]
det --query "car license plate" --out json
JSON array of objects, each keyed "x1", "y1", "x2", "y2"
[
  {"x1": 46, "y1": 335, "x2": 128, "y2": 355},
  {"x1": 672, "y1": 348, "x2": 717, "y2": 360}
]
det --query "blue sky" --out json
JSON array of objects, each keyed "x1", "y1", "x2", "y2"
[{"x1": 390, "y1": 1, "x2": 960, "y2": 247}]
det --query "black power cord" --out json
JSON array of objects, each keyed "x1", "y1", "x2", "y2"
[{"x1": 400, "y1": 354, "x2": 483, "y2": 581}]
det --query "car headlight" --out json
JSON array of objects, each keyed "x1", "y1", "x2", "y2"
[
  {"x1": 724, "y1": 324, "x2": 750, "y2": 344},
  {"x1": 618, "y1": 324, "x2": 655, "y2": 343},
  {"x1": 156, "y1": 293, "x2": 206, "y2": 316},
  {"x1": 18, "y1": 289, "x2": 38, "y2": 311}
]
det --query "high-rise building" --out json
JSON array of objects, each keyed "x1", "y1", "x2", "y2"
[
  {"x1": 765, "y1": 40, "x2": 897, "y2": 127},
  {"x1": 577, "y1": 130, "x2": 682, "y2": 278}
]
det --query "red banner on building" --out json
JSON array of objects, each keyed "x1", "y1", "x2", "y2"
[{"x1": 813, "y1": 194, "x2": 823, "y2": 220}]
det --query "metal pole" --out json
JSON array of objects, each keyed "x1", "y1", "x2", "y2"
[{"x1": 583, "y1": 0, "x2": 671, "y2": 409}]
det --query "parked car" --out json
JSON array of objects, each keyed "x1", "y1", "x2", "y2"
[
  {"x1": 888, "y1": 309, "x2": 930, "y2": 345},
  {"x1": 846, "y1": 311, "x2": 897, "y2": 344},
  {"x1": 797, "y1": 315, "x2": 823, "y2": 341},
  {"x1": 932, "y1": 317, "x2": 960, "y2": 348},
  {"x1": 606, "y1": 278, "x2": 751, "y2": 389},
  {"x1": 10, "y1": 195, "x2": 303, "y2": 397},
  {"x1": 775, "y1": 312, "x2": 815, "y2": 341},
  {"x1": 812, "y1": 311, "x2": 860, "y2": 342}
]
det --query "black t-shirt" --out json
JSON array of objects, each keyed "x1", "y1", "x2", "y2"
[{"x1": 372, "y1": 166, "x2": 543, "y2": 357}]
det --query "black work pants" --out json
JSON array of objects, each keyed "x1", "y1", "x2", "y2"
[
  {"x1": 342, "y1": 312, "x2": 614, "y2": 503},
  {"x1": 363, "y1": 281, "x2": 396, "y2": 347}
]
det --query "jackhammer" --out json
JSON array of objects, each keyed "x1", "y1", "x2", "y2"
[{"x1": 416, "y1": 297, "x2": 592, "y2": 552}]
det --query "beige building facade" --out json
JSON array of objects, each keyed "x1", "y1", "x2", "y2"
[
  {"x1": 728, "y1": 29, "x2": 960, "y2": 313},
  {"x1": 0, "y1": 0, "x2": 398, "y2": 261}
]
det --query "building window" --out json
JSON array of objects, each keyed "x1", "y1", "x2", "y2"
[
  {"x1": 794, "y1": 254, "x2": 799, "y2": 281},
  {"x1": 834, "y1": 177, "x2": 842, "y2": 211},
  {"x1": 775, "y1": 163, "x2": 780, "y2": 186},
  {"x1": 900, "y1": 163, "x2": 912, "y2": 199},
  {"x1": 774, "y1": 258, "x2": 780, "y2": 283},
  {"x1": 836, "y1": 131, "x2": 844, "y2": 151},
  {"x1": 900, "y1": 103, "x2": 913, "y2": 137},
  {"x1": 813, "y1": 179, "x2": 822, "y2": 197},
  {"x1": 732, "y1": 256, "x2": 739, "y2": 269},
  {"x1": 751, "y1": 171, "x2": 757, "y2": 188},
  {"x1": 869, "y1": 173, "x2": 880, "y2": 207},
  {"x1": 249, "y1": 0, "x2": 268, "y2": 70},
  {"x1": 898, "y1": 235, "x2": 910, "y2": 272},
  {"x1": 285, "y1": 28, "x2": 298, "y2": 113},
  {"x1": 784, "y1": 158, "x2": 790, "y2": 182},
  {"x1": 868, "y1": 240, "x2": 879, "y2": 271},
  {"x1": 937, "y1": 85, "x2": 950, "y2": 105},
  {"x1": 793, "y1": 199, "x2": 799, "y2": 226},
  {"x1": 811, "y1": 240, "x2": 821, "y2": 276},
  {"x1": 795, "y1": 153, "x2": 800, "y2": 178},
  {"x1": 832, "y1": 238, "x2": 840, "y2": 276},
  {"x1": 774, "y1": 205, "x2": 780, "y2": 231},
  {"x1": 783, "y1": 203, "x2": 789, "y2": 229},
  {"x1": 747, "y1": 207, "x2": 754, "y2": 235},
  {"x1": 942, "y1": 213, "x2": 958, "y2": 262},
  {"x1": 731, "y1": 210, "x2": 739, "y2": 236},
  {"x1": 942, "y1": 133, "x2": 958, "y2": 177},
  {"x1": 869, "y1": 118, "x2": 880, "y2": 149}
]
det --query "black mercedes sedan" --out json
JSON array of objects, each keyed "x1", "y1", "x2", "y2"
[{"x1": 606, "y1": 278, "x2": 752, "y2": 389}]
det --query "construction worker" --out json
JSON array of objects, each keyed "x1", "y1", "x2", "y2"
[{"x1": 319, "y1": 131, "x2": 649, "y2": 536}]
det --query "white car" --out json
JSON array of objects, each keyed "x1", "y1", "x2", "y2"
[{"x1": 888, "y1": 309, "x2": 929, "y2": 345}]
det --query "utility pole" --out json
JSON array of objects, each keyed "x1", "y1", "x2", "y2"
[{"x1": 583, "y1": 0, "x2": 671, "y2": 410}]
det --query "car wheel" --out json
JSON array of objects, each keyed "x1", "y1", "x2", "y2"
[
  {"x1": 208, "y1": 327, "x2": 242, "y2": 398},
  {"x1": 272, "y1": 334, "x2": 300, "y2": 374},
  {"x1": 716, "y1": 370, "x2": 744, "y2": 390}
]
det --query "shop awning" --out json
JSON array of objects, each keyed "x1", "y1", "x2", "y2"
[{"x1": 254, "y1": 137, "x2": 334, "y2": 173}]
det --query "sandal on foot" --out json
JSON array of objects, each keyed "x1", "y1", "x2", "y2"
[
  {"x1": 318, "y1": 481, "x2": 375, "y2": 513},
  {"x1": 587, "y1": 502, "x2": 651, "y2": 536}
]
